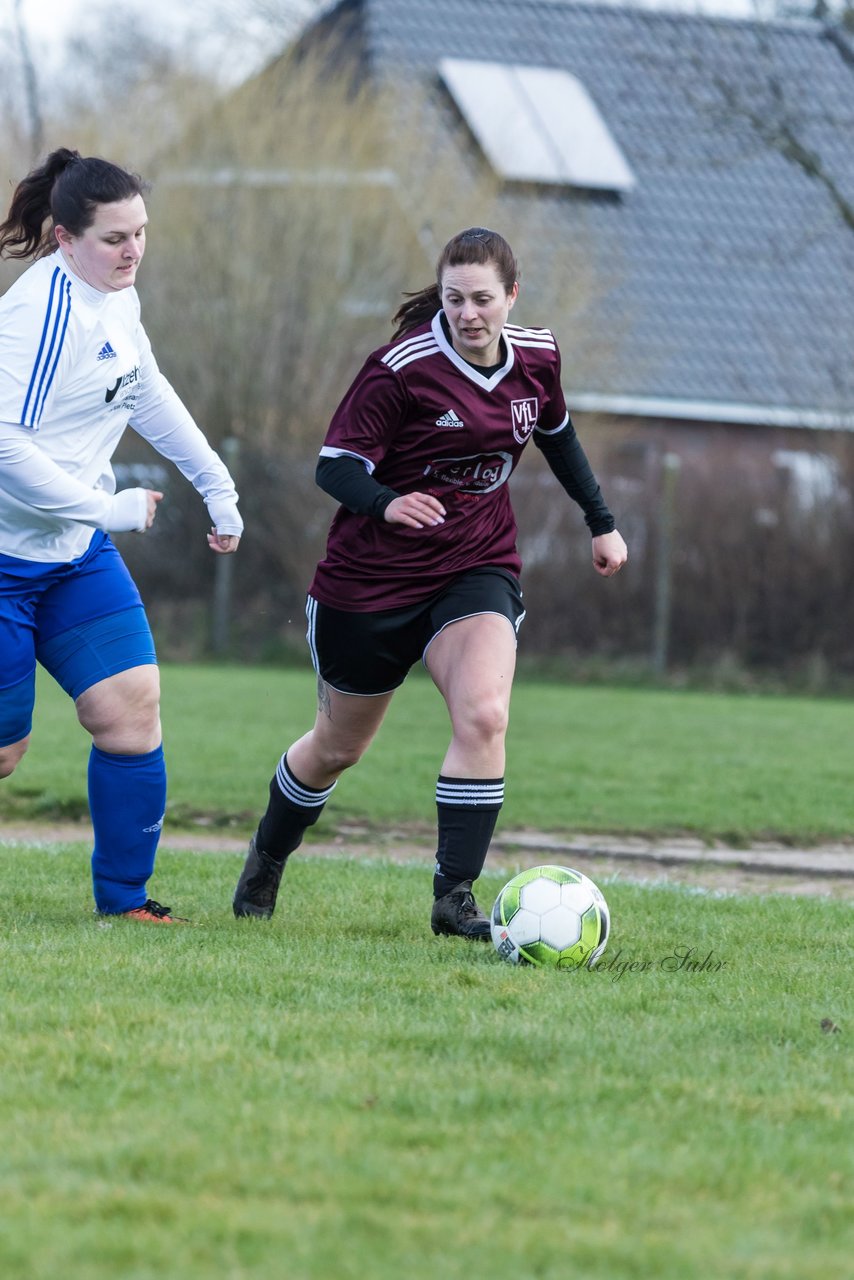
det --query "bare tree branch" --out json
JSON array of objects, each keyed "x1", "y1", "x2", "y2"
[{"x1": 12, "y1": 0, "x2": 43, "y2": 160}]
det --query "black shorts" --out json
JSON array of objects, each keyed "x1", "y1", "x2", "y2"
[{"x1": 305, "y1": 567, "x2": 526, "y2": 696}]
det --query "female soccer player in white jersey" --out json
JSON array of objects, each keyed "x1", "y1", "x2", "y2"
[
  {"x1": 0, "y1": 148, "x2": 243, "y2": 923},
  {"x1": 234, "y1": 227, "x2": 626, "y2": 937}
]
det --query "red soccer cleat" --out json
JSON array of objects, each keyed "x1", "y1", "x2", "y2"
[{"x1": 120, "y1": 898, "x2": 190, "y2": 924}]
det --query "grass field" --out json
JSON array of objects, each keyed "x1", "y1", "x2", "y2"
[
  {"x1": 1, "y1": 664, "x2": 851, "y2": 1278},
  {"x1": 1, "y1": 663, "x2": 853, "y2": 844},
  {"x1": 0, "y1": 845, "x2": 850, "y2": 1280}
]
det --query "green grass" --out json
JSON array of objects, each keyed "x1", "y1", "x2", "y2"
[
  {"x1": 2, "y1": 663, "x2": 853, "y2": 844},
  {"x1": 0, "y1": 845, "x2": 850, "y2": 1280}
]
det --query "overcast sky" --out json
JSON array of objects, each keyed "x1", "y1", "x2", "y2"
[
  {"x1": 7, "y1": 0, "x2": 319, "y2": 83},
  {"x1": 12, "y1": 0, "x2": 776, "y2": 83},
  {"x1": 18, "y1": 0, "x2": 765, "y2": 36}
]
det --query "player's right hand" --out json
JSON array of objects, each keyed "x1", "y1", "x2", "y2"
[
  {"x1": 104, "y1": 487, "x2": 162, "y2": 533},
  {"x1": 384, "y1": 492, "x2": 446, "y2": 529},
  {"x1": 144, "y1": 490, "x2": 164, "y2": 529}
]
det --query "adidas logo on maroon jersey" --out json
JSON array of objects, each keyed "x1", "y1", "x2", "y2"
[{"x1": 436, "y1": 409, "x2": 465, "y2": 428}]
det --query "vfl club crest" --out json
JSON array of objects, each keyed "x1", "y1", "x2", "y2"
[{"x1": 510, "y1": 398, "x2": 538, "y2": 443}]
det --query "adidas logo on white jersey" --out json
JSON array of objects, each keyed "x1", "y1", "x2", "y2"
[
  {"x1": 97, "y1": 342, "x2": 117, "y2": 361},
  {"x1": 436, "y1": 409, "x2": 464, "y2": 428}
]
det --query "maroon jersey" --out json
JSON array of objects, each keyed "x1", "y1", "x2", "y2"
[{"x1": 309, "y1": 312, "x2": 569, "y2": 610}]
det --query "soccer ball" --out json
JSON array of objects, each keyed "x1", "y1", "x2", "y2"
[{"x1": 491, "y1": 865, "x2": 610, "y2": 969}]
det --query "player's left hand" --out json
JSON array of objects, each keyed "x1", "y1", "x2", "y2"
[
  {"x1": 207, "y1": 529, "x2": 241, "y2": 554},
  {"x1": 592, "y1": 529, "x2": 627, "y2": 577}
]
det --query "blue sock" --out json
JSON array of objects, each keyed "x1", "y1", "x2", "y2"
[{"x1": 89, "y1": 744, "x2": 167, "y2": 914}]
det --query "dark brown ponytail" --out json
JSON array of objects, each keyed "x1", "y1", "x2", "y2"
[{"x1": 391, "y1": 284, "x2": 441, "y2": 340}]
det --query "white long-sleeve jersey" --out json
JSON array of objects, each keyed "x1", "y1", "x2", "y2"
[{"x1": 0, "y1": 250, "x2": 243, "y2": 562}]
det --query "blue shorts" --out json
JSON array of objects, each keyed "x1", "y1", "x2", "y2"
[{"x1": 0, "y1": 531, "x2": 157, "y2": 746}]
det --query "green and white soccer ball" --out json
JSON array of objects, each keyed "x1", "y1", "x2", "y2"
[{"x1": 491, "y1": 865, "x2": 610, "y2": 969}]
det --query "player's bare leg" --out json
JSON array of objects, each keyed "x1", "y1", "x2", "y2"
[
  {"x1": 287, "y1": 682, "x2": 394, "y2": 787},
  {"x1": 0, "y1": 735, "x2": 30, "y2": 778},
  {"x1": 426, "y1": 612, "x2": 516, "y2": 777}
]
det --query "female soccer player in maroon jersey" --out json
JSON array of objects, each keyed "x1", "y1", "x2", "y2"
[{"x1": 234, "y1": 227, "x2": 626, "y2": 937}]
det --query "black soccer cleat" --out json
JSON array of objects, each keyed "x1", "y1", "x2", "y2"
[
  {"x1": 430, "y1": 880, "x2": 491, "y2": 940},
  {"x1": 232, "y1": 833, "x2": 286, "y2": 919}
]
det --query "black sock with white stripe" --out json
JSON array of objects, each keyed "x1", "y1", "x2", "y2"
[
  {"x1": 257, "y1": 753, "x2": 337, "y2": 863},
  {"x1": 433, "y1": 775, "x2": 504, "y2": 899}
]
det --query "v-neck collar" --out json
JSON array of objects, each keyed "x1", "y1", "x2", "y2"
[{"x1": 432, "y1": 311, "x2": 514, "y2": 391}]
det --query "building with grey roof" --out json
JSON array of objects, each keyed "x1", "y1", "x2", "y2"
[{"x1": 298, "y1": 0, "x2": 854, "y2": 431}]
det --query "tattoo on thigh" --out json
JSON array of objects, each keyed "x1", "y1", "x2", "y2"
[{"x1": 317, "y1": 677, "x2": 332, "y2": 719}]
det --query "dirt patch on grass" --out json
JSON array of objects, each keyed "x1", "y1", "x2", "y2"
[{"x1": 4, "y1": 821, "x2": 853, "y2": 899}]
